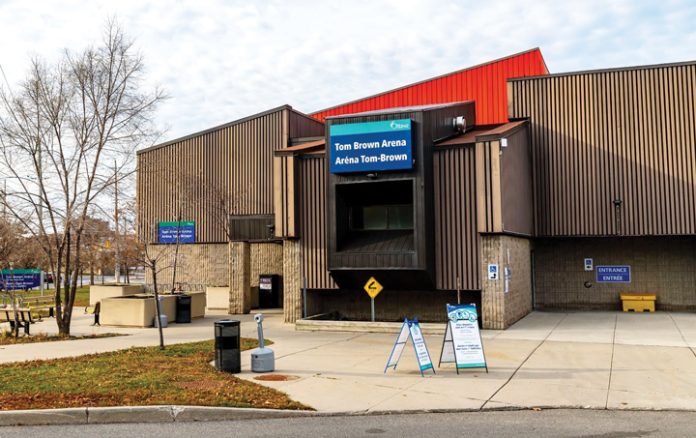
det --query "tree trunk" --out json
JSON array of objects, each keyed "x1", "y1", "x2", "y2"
[
  {"x1": 90, "y1": 262, "x2": 94, "y2": 285},
  {"x1": 151, "y1": 259, "x2": 165, "y2": 349}
]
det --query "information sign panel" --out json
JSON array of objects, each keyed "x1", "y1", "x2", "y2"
[
  {"x1": 329, "y1": 119, "x2": 413, "y2": 173},
  {"x1": 385, "y1": 319, "x2": 435, "y2": 376},
  {"x1": 158, "y1": 221, "x2": 195, "y2": 244},
  {"x1": 438, "y1": 304, "x2": 488, "y2": 373},
  {"x1": 0, "y1": 269, "x2": 43, "y2": 290}
]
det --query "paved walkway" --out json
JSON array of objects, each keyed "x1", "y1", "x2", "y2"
[{"x1": 3, "y1": 310, "x2": 696, "y2": 412}]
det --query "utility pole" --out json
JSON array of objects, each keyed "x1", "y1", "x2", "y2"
[{"x1": 114, "y1": 160, "x2": 121, "y2": 283}]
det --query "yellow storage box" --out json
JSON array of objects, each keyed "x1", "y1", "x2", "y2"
[{"x1": 620, "y1": 292, "x2": 656, "y2": 312}]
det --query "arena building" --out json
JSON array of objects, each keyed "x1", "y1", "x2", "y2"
[{"x1": 137, "y1": 48, "x2": 696, "y2": 329}]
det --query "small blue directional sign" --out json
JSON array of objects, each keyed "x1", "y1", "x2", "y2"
[{"x1": 596, "y1": 266, "x2": 631, "y2": 283}]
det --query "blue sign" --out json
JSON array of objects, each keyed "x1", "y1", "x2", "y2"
[
  {"x1": 329, "y1": 119, "x2": 413, "y2": 173},
  {"x1": 596, "y1": 266, "x2": 631, "y2": 283},
  {"x1": 158, "y1": 221, "x2": 195, "y2": 244},
  {"x1": 0, "y1": 269, "x2": 42, "y2": 290}
]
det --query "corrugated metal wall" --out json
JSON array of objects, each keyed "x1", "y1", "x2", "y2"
[
  {"x1": 137, "y1": 108, "x2": 286, "y2": 243},
  {"x1": 311, "y1": 49, "x2": 548, "y2": 125},
  {"x1": 289, "y1": 111, "x2": 325, "y2": 138},
  {"x1": 297, "y1": 154, "x2": 337, "y2": 289},
  {"x1": 500, "y1": 126, "x2": 534, "y2": 235},
  {"x1": 433, "y1": 146, "x2": 480, "y2": 290},
  {"x1": 273, "y1": 155, "x2": 297, "y2": 237},
  {"x1": 509, "y1": 63, "x2": 696, "y2": 236},
  {"x1": 475, "y1": 139, "x2": 502, "y2": 234}
]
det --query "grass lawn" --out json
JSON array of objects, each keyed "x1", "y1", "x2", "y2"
[
  {"x1": 0, "y1": 332, "x2": 121, "y2": 346},
  {"x1": 18, "y1": 287, "x2": 91, "y2": 307},
  {"x1": 0, "y1": 338, "x2": 308, "y2": 411}
]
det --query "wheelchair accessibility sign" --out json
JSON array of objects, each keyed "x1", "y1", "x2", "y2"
[{"x1": 487, "y1": 264, "x2": 499, "y2": 280}]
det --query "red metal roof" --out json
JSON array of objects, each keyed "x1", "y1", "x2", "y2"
[{"x1": 310, "y1": 48, "x2": 548, "y2": 125}]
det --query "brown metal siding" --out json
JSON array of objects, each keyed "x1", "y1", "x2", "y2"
[
  {"x1": 500, "y1": 126, "x2": 534, "y2": 235},
  {"x1": 288, "y1": 110, "x2": 324, "y2": 139},
  {"x1": 434, "y1": 146, "x2": 481, "y2": 290},
  {"x1": 509, "y1": 63, "x2": 696, "y2": 236},
  {"x1": 137, "y1": 109, "x2": 286, "y2": 243},
  {"x1": 273, "y1": 155, "x2": 297, "y2": 238},
  {"x1": 298, "y1": 155, "x2": 337, "y2": 289},
  {"x1": 476, "y1": 140, "x2": 502, "y2": 233}
]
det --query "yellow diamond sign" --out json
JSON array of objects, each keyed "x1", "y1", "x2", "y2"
[{"x1": 364, "y1": 276, "x2": 383, "y2": 299}]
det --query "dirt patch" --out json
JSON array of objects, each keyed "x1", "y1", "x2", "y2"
[{"x1": 254, "y1": 374, "x2": 300, "y2": 382}]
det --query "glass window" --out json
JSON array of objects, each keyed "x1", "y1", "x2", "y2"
[{"x1": 350, "y1": 204, "x2": 413, "y2": 230}]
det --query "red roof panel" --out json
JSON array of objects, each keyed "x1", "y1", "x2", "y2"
[{"x1": 310, "y1": 48, "x2": 549, "y2": 125}]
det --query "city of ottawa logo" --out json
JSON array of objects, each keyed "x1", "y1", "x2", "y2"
[{"x1": 390, "y1": 120, "x2": 409, "y2": 130}]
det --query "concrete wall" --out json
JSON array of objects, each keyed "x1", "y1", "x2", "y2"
[
  {"x1": 481, "y1": 235, "x2": 533, "y2": 329},
  {"x1": 534, "y1": 237, "x2": 696, "y2": 311}
]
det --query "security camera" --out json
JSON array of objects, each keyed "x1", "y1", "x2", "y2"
[{"x1": 254, "y1": 313, "x2": 264, "y2": 323}]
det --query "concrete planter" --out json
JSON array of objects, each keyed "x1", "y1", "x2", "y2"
[
  {"x1": 206, "y1": 286, "x2": 229, "y2": 311},
  {"x1": 101, "y1": 295, "x2": 156, "y2": 327},
  {"x1": 89, "y1": 284, "x2": 144, "y2": 306}
]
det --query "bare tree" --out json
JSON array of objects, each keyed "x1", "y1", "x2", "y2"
[
  {"x1": 0, "y1": 20, "x2": 164, "y2": 336},
  {"x1": 0, "y1": 219, "x2": 23, "y2": 337}
]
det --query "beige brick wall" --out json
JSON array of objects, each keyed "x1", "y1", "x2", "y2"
[
  {"x1": 534, "y1": 237, "x2": 696, "y2": 311},
  {"x1": 144, "y1": 243, "x2": 229, "y2": 290},
  {"x1": 481, "y1": 235, "x2": 533, "y2": 329},
  {"x1": 283, "y1": 239, "x2": 302, "y2": 323},
  {"x1": 229, "y1": 241, "x2": 251, "y2": 314},
  {"x1": 250, "y1": 242, "x2": 283, "y2": 287}
]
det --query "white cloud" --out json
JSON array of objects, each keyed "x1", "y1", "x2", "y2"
[{"x1": 0, "y1": 0, "x2": 695, "y2": 141}]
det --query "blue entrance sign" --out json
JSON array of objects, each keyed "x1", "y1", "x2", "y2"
[
  {"x1": 329, "y1": 119, "x2": 413, "y2": 173},
  {"x1": 596, "y1": 265, "x2": 631, "y2": 283},
  {"x1": 158, "y1": 221, "x2": 195, "y2": 244},
  {"x1": 0, "y1": 269, "x2": 43, "y2": 290}
]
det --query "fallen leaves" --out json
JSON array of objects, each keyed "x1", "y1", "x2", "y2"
[{"x1": 0, "y1": 339, "x2": 309, "y2": 411}]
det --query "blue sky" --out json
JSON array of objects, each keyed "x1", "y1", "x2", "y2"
[{"x1": 1, "y1": 0, "x2": 695, "y2": 142}]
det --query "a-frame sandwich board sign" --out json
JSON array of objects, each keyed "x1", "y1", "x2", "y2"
[
  {"x1": 384, "y1": 318, "x2": 436, "y2": 377},
  {"x1": 438, "y1": 303, "x2": 488, "y2": 374}
]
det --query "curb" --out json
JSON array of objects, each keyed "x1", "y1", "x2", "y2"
[
  {"x1": 0, "y1": 405, "x2": 317, "y2": 427},
  {"x1": 2, "y1": 405, "x2": 696, "y2": 427}
]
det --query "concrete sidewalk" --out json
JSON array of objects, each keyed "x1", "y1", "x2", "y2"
[
  {"x1": 3, "y1": 310, "x2": 696, "y2": 413},
  {"x1": 235, "y1": 311, "x2": 696, "y2": 412}
]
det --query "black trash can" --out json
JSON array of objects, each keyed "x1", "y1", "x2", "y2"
[
  {"x1": 214, "y1": 319, "x2": 241, "y2": 373},
  {"x1": 259, "y1": 274, "x2": 281, "y2": 308},
  {"x1": 176, "y1": 294, "x2": 192, "y2": 323}
]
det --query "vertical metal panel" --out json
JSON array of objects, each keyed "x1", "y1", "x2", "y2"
[
  {"x1": 298, "y1": 155, "x2": 337, "y2": 289},
  {"x1": 434, "y1": 146, "x2": 480, "y2": 290},
  {"x1": 288, "y1": 110, "x2": 325, "y2": 138},
  {"x1": 509, "y1": 63, "x2": 696, "y2": 236},
  {"x1": 500, "y1": 126, "x2": 534, "y2": 235},
  {"x1": 311, "y1": 49, "x2": 548, "y2": 125},
  {"x1": 137, "y1": 108, "x2": 286, "y2": 243},
  {"x1": 273, "y1": 155, "x2": 298, "y2": 237}
]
